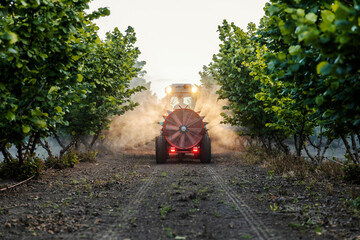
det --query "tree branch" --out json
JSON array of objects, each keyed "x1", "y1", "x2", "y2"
[
  {"x1": 340, "y1": 134, "x2": 356, "y2": 163},
  {"x1": 39, "y1": 139, "x2": 53, "y2": 158},
  {"x1": 303, "y1": 143, "x2": 316, "y2": 164},
  {"x1": 59, "y1": 137, "x2": 79, "y2": 159},
  {"x1": 52, "y1": 130, "x2": 65, "y2": 149}
]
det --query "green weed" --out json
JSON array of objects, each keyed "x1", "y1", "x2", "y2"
[
  {"x1": 241, "y1": 234, "x2": 253, "y2": 239},
  {"x1": 193, "y1": 198, "x2": 200, "y2": 207},
  {"x1": 267, "y1": 170, "x2": 275, "y2": 180},
  {"x1": 270, "y1": 203, "x2": 278, "y2": 212},
  {"x1": 165, "y1": 227, "x2": 174, "y2": 238},
  {"x1": 353, "y1": 197, "x2": 360, "y2": 209},
  {"x1": 160, "y1": 204, "x2": 172, "y2": 219},
  {"x1": 78, "y1": 150, "x2": 98, "y2": 163},
  {"x1": 46, "y1": 150, "x2": 79, "y2": 169},
  {"x1": 189, "y1": 208, "x2": 198, "y2": 213}
]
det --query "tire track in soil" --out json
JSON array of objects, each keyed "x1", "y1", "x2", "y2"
[
  {"x1": 207, "y1": 166, "x2": 278, "y2": 240},
  {"x1": 97, "y1": 160, "x2": 280, "y2": 240},
  {"x1": 98, "y1": 170, "x2": 157, "y2": 240}
]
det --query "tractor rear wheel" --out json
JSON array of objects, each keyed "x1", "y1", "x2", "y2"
[
  {"x1": 156, "y1": 135, "x2": 168, "y2": 164},
  {"x1": 200, "y1": 133, "x2": 211, "y2": 164}
]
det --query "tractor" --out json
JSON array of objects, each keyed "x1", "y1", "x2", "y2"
[{"x1": 155, "y1": 84, "x2": 211, "y2": 164}]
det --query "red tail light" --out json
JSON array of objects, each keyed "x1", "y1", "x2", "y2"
[
  {"x1": 170, "y1": 147, "x2": 176, "y2": 153},
  {"x1": 192, "y1": 147, "x2": 199, "y2": 153}
]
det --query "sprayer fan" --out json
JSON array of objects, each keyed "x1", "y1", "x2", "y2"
[{"x1": 164, "y1": 108, "x2": 204, "y2": 149}]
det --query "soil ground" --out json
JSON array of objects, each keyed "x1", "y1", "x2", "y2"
[{"x1": 0, "y1": 147, "x2": 359, "y2": 240}]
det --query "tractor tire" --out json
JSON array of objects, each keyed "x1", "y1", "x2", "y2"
[
  {"x1": 156, "y1": 135, "x2": 168, "y2": 164},
  {"x1": 200, "y1": 133, "x2": 211, "y2": 164}
]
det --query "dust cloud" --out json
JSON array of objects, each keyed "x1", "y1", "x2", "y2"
[
  {"x1": 195, "y1": 85, "x2": 246, "y2": 152},
  {"x1": 103, "y1": 78, "x2": 163, "y2": 151},
  {"x1": 103, "y1": 79, "x2": 244, "y2": 153}
]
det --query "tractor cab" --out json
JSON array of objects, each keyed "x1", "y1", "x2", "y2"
[{"x1": 164, "y1": 84, "x2": 198, "y2": 110}]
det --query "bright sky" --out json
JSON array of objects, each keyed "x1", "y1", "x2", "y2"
[{"x1": 88, "y1": 0, "x2": 268, "y2": 98}]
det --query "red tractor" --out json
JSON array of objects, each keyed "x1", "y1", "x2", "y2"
[{"x1": 156, "y1": 84, "x2": 211, "y2": 164}]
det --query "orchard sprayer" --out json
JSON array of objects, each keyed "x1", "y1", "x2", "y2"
[{"x1": 156, "y1": 84, "x2": 211, "y2": 163}]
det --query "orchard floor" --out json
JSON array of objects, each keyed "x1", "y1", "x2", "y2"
[{"x1": 0, "y1": 147, "x2": 359, "y2": 240}]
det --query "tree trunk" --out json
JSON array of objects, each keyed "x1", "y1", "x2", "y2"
[
  {"x1": 30, "y1": 133, "x2": 40, "y2": 155},
  {"x1": 350, "y1": 133, "x2": 359, "y2": 163},
  {"x1": 294, "y1": 134, "x2": 302, "y2": 157},
  {"x1": 320, "y1": 138, "x2": 333, "y2": 161},
  {"x1": 274, "y1": 134, "x2": 289, "y2": 154},
  {"x1": 52, "y1": 131, "x2": 65, "y2": 149},
  {"x1": 303, "y1": 143, "x2": 316, "y2": 164},
  {"x1": 1, "y1": 146, "x2": 14, "y2": 164},
  {"x1": 89, "y1": 133, "x2": 100, "y2": 150},
  {"x1": 17, "y1": 144, "x2": 23, "y2": 165},
  {"x1": 340, "y1": 134, "x2": 355, "y2": 163}
]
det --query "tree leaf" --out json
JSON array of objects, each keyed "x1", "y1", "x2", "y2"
[
  {"x1": 6, "y1": 111, "x2": 16, "y2": 121},
  {"x1": 315, "y1": 96, "x2": 324, "y2": 105},
  {"x1": 288, "y1": 45, "x2": 301, "y2": 55},
  {"x1": 316, "y1": 61, "x2": 329, "y2": 74},
  {"x1": 77, "y1": 74, "x2": 83, "y2": 82},
  {"x1": 305, "y1": 13, "x2": 318, "y2": 24},
  {"x1": 54, "y1": 106, "x2": 62, "y2": 113},
  {"x1": 22, "y1": 125, "x2": 31, "y2": 134}
]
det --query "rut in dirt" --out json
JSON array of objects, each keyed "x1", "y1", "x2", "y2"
[{"x1": 96, "y1": 156, "x2": 281, "y2": 240}]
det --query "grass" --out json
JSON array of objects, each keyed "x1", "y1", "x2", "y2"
[
  {"x1": 244, "y1": 146, "x2": 344, "y2": 182},
  {"x1": 243, "y1": 145, "x2": 360, "y2": 236}
]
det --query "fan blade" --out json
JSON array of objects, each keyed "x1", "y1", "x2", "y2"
[
  {"x1": 187, "y1": 117, "x2": 202, "y2": 128},
  {"x1": 171, "y1": 111, "x2": 183, "y2": 126},
  {"x1": 179, "y1": 134, "x2": 186, "y2": 148},
  {"x1": 188, "y1": 127, "x2": 203, "y2": 134},
  {"x1": 184, "y1": 111, "x2": 195, "y2": 125},
  {"x1": 166, "y1": 125, "x2": 180, "y2": 131},
  {"x1": 168, "y1": 131, "x2": 181, "y2": 141},
  {"x1": 186, "y1": 131, "x2": 197, "y2": 146}
]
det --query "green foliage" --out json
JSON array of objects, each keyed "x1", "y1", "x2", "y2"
[
  {"x1": 0, "y1": 155, "x2": 43, "y2": 180},
  {"x1": 353, "y1": 197, "x2": 360, "y2": 210},
  {"x1": 60, "y1": 27, "x2": 145, "y2": 144},
  {"x1": 199, "y1": 65, "x2": 217, "y2": 90},
  {"x1": 342, "y1": 162, "x2": 360, "y2": 183},
  {"x1": 78, "y1": 150, "x2": 98, "y2": 163},
  {"x1": 0, "y1": 0, "x2": 102, "y2": 146},
  {"x1": 258, "y1": 0, "x2": 360, "y2": 161},
  {"x1": 210, "y1": 0, "x2": 360, "y2": 163},
  {"x1": 160, "y1": 204, "x2": 172, "y2": 219},
  {"x1": 270, "y1": 203, "x2": 278, "y2": 212},
  {"x1": 210, "y1": 20, "x2": 288, "y2": 153},
  {"x1": 0, "y1": 0, "x2": 145, "y2": 174},
  {"x1": 165, "y1": 227, "x2": 175, "y2": 238},
  {"x1": 45, "y1": 151, "x2": 79, "y2": 169}
]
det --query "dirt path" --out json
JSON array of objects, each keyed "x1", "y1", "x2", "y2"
[
  {"x1": 98, "y1": 162, "x2": 277, "y2": 240},
  {"x1": 0, "y1": 151, "x2": 359, "y2": 239}
]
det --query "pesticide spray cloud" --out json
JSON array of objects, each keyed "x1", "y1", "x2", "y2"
[
  {"x1": 195, "y1": 84, "x2": 245, "y2": 152},
  {"x1": 103, "y1": 78, "x2": 162, "y2": 152},
  {"x1": 102, "y1": 77, "x2": 244, "y2": 154}
]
